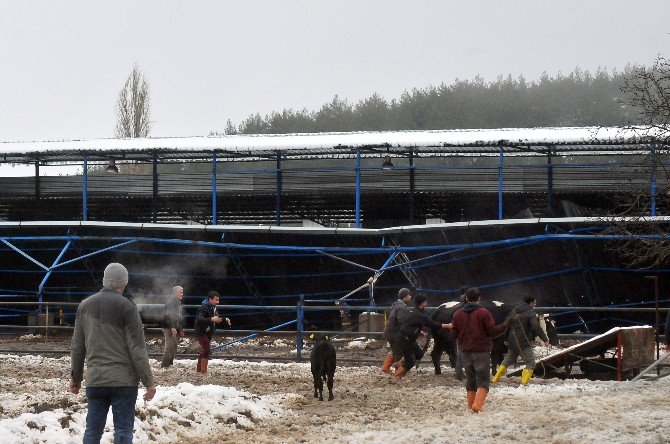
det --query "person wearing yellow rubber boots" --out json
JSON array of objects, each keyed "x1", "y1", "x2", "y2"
[
  {"x1": 380, "y1": 288, "x2": 413, "y2": 374},
  {"x1": 492, "y1": 295, "x2": 550, "y2": 385},
  {"x1": 450, "y1": 288, "x2": 512, "y2": 413}
]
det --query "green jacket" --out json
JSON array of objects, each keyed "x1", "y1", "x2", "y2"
[{"x1": 71, "y1": 288, "x2": 155, "y2": 388}]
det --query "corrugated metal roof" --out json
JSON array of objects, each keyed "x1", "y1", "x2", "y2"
[{"x1": 0, "y1": 126, "x2": 664, "y2": 163}]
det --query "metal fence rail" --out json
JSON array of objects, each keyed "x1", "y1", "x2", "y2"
[{"x1": 1, "y1": 300, "x2": 668, "y2": 359}]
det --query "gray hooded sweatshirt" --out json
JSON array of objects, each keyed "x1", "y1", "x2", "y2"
[{"x1": 71, "y1": 288, "x2": 155, "y2": 388}]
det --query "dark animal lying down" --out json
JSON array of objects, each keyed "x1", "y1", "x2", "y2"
[{"x1": 309, "y1": 333, "x2": 336, "y2": 401}]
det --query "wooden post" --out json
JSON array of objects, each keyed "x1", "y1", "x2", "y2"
[{"x1": 616, "y1": 332, "x2": 623, "y2": 381}]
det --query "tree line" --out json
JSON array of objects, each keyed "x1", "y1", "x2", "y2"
[{"x1": 217, "y1": 68, "x2": 641, "y2": 135}]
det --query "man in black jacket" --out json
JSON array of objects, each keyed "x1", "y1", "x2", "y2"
[
  {"x1": 492, "y1": 295, "x2": 550, "y2": 385},
  {"x1": 161, "y1": 285, "x2": 184, "y2": 368},
  {"x1": 193, "y1": 290, "x2": 230, "y2": 374},
  {"x1": 394, "y1": 295, "x2": 451, "y2": 382}
]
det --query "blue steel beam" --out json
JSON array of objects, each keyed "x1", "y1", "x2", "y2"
[
  {"x1": 210, "y1": 319, "x2": 297, "y2": 351},
  {"x1": 276, "y1": 151, "x2": 282, "y2": 226},
  {"x1": 375, "y1": 252, "x2": 398, "y2": 277},
  {"x1": 38, "y1": 240, "x2": 72, "y2": 295},
  {"x1": 82, "y1": 156, "x2": 88, "y2": 221},
  {"x1": 50, "y1": 239, "x2": 138, "y2": 269},
  {"x1": 355, "y1": 150, "x2": 361, "y2": 228},
  {"x1": 212, "y1": 154, "x2": 217, "y2": 225},
  {"x1": 5, "y1": 232, "x2": 670, "y2": 255},
  {"x1": 0, "y1": 239, "x2": 49, "y2": 271},
  {"x1": 498, "y1": 145, "x2": 504, "y2": 220}
]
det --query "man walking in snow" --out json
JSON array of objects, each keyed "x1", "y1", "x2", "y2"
[
  {"x1": 380, "y1": 287, "x2": 413, "y2": 374},
  {"x1": 161, "y1": 285, "x2": 184, "y2": 368},
  {"x1": 70, "y1": 262, "x2": 156, "y2": 444},
  {"x1": 193, "y1": 290, "x2": 231, "y2": 374},
  {"x1": 492, "y1": 295, "x2": 550, "y2": 385},
  {"x1": 450, "y1": 287, "x2": 511, "y2": 413}
]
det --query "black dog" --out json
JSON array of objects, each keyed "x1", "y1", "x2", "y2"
[{"x1": 309, "y1": 333, "x2": 336, "y2": 401}]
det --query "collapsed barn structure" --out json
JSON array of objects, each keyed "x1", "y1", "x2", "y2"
[{"x1": 0, "y1": 126, "x2": 668, "y2": 335}]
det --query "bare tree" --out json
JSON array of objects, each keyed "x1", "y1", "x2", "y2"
[
  {"x1": 604, "y1": 56, "x2": 670, "y2": 267},
  {"x1": 115, "y1": 65, "x2": 151, "y2": 138},
  {"x1": 621, "y1": 57, "x2": 670, "y2": 133}
]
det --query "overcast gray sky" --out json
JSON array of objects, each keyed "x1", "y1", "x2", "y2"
[{"x1": 1, "y1": 0, "x2": 668, "y2": 142}]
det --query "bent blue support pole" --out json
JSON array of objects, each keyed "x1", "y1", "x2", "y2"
[
  {"x1": 38, "y1": 240, "x2": 72, "y2": 300},
  {"x1": 375, "y1": 252, "x2": 398, "y2": 280},
  {"x1": 355, "y1": 150, "x2": 361, "y2": 228},
  {"x1": 212, "y1": 154, "x2": 218, "y2": 225},
  {"x1": 51, "y1": 239, "x2": 137, "y2": 269},
  {"x1": 82, "y1": 155, "x2": 88, "y2": 221},
  {"x1": 210, "y1": 319, "x2": 297, "y2": 351},
  {"x1": 0, "y1": 239, "x2": 49, "y2": 271}
]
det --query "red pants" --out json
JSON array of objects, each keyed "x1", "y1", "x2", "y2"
[{"x1": 196, "y1": 335, "x2": 211, "y2": 359}]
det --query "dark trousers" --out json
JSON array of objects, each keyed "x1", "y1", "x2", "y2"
[
  {"x1": 462, "y1": 350, "x2": 492, "y2": 391},
  {"x1": 196, "y1": 335, "x2": 211, "y2": 359},
  {"x1": 83, "y1": 386, "x2": 138, "y2": 444},
  {"x1": 398, "y1": 334, "x2": 423, "y2": 370}
]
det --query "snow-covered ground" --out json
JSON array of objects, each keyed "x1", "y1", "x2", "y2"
[{"x1": 0, "y1": 349, "x2": 669, "y2": 443}]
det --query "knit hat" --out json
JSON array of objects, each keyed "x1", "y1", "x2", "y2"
[
  {"x1": 103, "y1": 263, "x2": 129, "y2": 288},
  {"x1": 398, "y1": 288, "x2": 412, "y2": 299}
]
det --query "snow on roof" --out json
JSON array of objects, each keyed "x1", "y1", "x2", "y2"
[{"x1": 0, "y1": 126, "x2": 662, "y2": 163}]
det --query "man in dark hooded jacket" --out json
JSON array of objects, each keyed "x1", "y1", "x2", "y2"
[
  {"x1": 492, "y1": 295, "x2": 550, "y2": 385},
  {"x1": 450, "y1": 287, "x2": 511, "y2": 413},
  {"x1": 394, "y1": 295, "x2": 451, "y2": 382}
]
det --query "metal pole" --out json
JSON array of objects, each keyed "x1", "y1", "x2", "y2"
[
  {"x1": 45, "y1": 304, "x2": 49, "y2": 344},
  {"x1": 296, "y1": 294, "x2": 304, "y2": 360},
  {"x1": 212, "y1": 154, "x2": 217, "y2": 225},
  {"x1": 275, "y1": 152, "x2": 282, "y2": 226},
  {"x1": 645, "y1": 275, "x2": 660, "y2": 364},
  {"x1": 355, "y1": 150, "x2": 361, "y2": 228},
  {"x1": 152, "y1": 153, "x2": 158, "y2": 223},
  {"x1": 82, "y1": 155, "x2": 88, "y2": 221},
  {"x1": 547, "y1": 146, "x2": 553, "y2": 210},
  {"x1": 498, "y1": 145, "x2": 504, "y2": 220},
  {"x1": 616, "y1": 332, "x2": 623, "y2": 382},
  {"x1": 651, "y1": 143, "x2": 657, "y2": 217},
  {"x1": 34, "y1": 161, "x2": 40, "y2": 202},
  {"x1": 409, "y1": 149, "x2": 415, "y2": 224}
]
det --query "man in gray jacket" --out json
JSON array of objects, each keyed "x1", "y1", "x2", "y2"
[
  {"x1": 161, "y1": 285, "x2": 184, "y2": 368},
  {"x1": 380, "y1": 288, "x2": 413, "y2": 373},
  {"x1": 70, "y1": 263, "x2": 156, "y2": 444}
]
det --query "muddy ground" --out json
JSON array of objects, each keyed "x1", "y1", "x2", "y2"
[{"x1": 1, "y1": 332, "x2": 669, "y2": 443}]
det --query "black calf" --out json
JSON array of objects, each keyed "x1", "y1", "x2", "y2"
[{"x1": 309, "y1": 334, "x2": 336, "y2": 401}]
